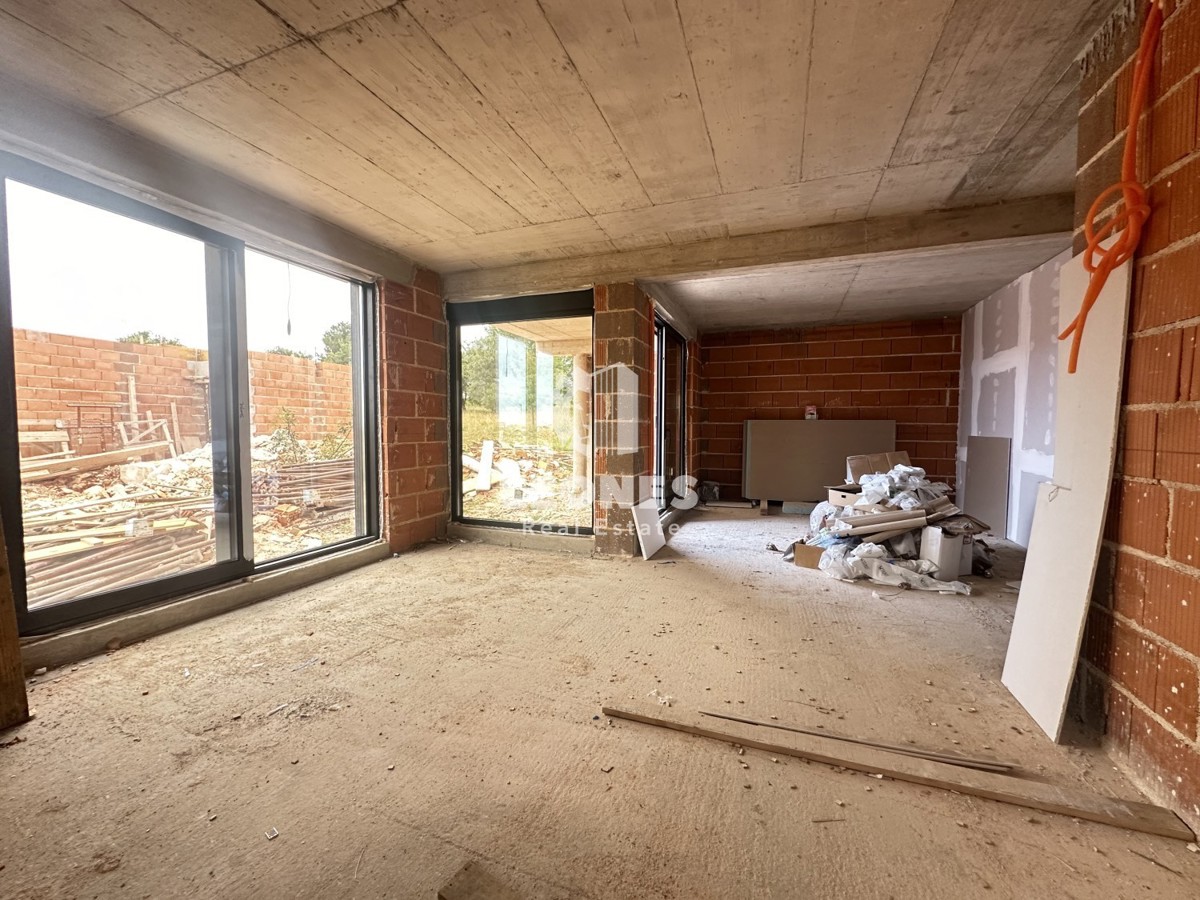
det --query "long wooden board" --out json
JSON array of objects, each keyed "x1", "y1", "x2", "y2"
[
  {"x1": 602, "y1": 703, "x2": 1194, "y2": 841},
  {"x1": 698, "y1": 710, "x2": 1016, "y2": 773},
  {"x1": 20, "y1": 441, "x2": 172, "y2": 482}
]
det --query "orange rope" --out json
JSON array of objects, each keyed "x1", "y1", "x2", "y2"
[{"x1": 1059, "y1": 1, "x2": 1164, "y2": 374}]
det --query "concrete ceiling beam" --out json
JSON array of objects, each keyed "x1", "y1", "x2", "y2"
[{"x1": 442, "y1": 193, "x2": 1074, "y2": 301}]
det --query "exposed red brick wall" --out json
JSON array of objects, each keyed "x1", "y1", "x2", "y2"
[
  {"x1": 1076, "y1": 0, "x2": 1200, "y2": 829},
  {"x1": 379, "y1": 268, "x2": 449, "y2": 553},
  {"x1": 696, "y1": 319, "x2": 962, "y2": 499},
  {"x1": 593, "y1": 283, "x2": 653, "y2": 556},
  {"x1": 13, "y1": 329, "x2": 351, "y2": 453},
  {"x1": 247, "y1": 351, "x2": 352, "y2": 440}
]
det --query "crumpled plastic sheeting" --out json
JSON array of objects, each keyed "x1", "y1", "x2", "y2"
[
  {"x1": 809, "y1": 500, "x2": 843, "y2": 532},
  {"x1": 858, "y1": 473, "x2": 893, "y2": 494},
  {"x1": 888, "y1": 465, "x2": 928, "y2": 490},
  {"x1": 890, "y1": 490, "x2": 923, "y2": 510},
  {"x1": 855, "y1": 484, "x2": 892, "y2": 506},
  {"x1": 818, "y1": 541, "x2": 971, "y2": 594}
]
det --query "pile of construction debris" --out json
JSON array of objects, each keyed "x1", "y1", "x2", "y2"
[
  {"x1": 461, "y1": 437, "x2": 588, "y2": 526},
  {"x1": 786, "y1": 452, "x2": 991, "y2": 594}
]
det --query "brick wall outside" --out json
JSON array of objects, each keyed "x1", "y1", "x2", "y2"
[
  {"x1": 1076, "y1": 0, "x2": 1200, "y2": 828},
  {"x1": 593, "y1": 283, "x2": 653, "y2": 556},
  {"x1": 696, "y1": 319, "x2": 962, "y2": 499},
  {"x1": 247, "y1": 351, "x2": 352, "y2": 441},
  {"x1": 379, "y1": 269, "x2": 449, "y2": 553},
  {"x1": 14, "y1": 329, "x2": 351, "y2": 453}
]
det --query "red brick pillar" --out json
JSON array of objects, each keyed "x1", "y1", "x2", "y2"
[
  {"x1": 378, "y1": 267, "x2": 449, "y2": 552},
  {"x1": 593, "y1": 283, "x2": 653, "y2": 556},
  {"x1": 1076, "y1": 0, "x2": 1200, "y2": 830}
]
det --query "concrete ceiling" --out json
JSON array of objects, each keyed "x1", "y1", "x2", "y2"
[
  {"x1": 496, "y1": 318, "x2": 592, "y2": 355},
  {"x1": 0, "y1": 0, "x2": 1109, "y2": 279},
  {"x1": 642, "y1": 234, "x2": 1068, "y2": 331}
]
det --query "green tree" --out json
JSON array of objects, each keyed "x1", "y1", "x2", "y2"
[
  {"x1": 319, "y1": 321, "x2": 352, "y2": 365},
  {"x1": 118, "y1": 330, "x2": 181, "y2": 346},
  {"x1": 267, "y1": 346, "x2": 313, "y2": 359},
  {"x1": 460, "y1": 326, "x2": 499, "y2": 410}
]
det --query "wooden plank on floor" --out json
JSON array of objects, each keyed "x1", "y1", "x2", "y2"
[
  {"x1": 603, "y1": 703, "x2": 1195, "y2": 842},
  {"x1": 438, "y1": 861, "x2": 522, "y2": 900},
  {"x1": 698, "y1": 709, "x2": 1017, "y2": 773}
]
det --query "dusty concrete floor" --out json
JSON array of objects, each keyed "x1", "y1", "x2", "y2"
[{"x1": 2, "y1": 508, "x2": 1198, "y2": 899}]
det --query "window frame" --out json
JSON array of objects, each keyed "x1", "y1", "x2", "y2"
[
  {"x1": 653, "y1": 315, "x2": 688, "y2": 515},
  {"x1": 447, "y1": 291, "x2": 595, "y2": 534},
  {"x1": 0, "y1": 151, "x2": 381, "y2": 635}
]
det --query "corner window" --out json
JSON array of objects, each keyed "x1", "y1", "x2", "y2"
[{"x1": 449, "y1": 293, "x2": 593, "y2": 534}]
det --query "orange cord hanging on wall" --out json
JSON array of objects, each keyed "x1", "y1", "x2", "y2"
[{"x1": 1058, "y1": 0, "x2": 1164, "y2": 374}]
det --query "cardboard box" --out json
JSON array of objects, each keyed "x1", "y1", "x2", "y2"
[
  {"x1": 791, "y1": 543, "x2": 825, "y2": 569},
  {"x1": 920, "y1": 525, "x2": 972, "y2": 580},
  {"x1": 846, "y1": 450, "x2": 911, "y2": 484},
  {"x1": 825, "y1": 483, "x2": 862, "y2": 506}
]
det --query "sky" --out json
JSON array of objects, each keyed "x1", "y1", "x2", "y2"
[{"x1": 6, "y1": 179, "x2": 352, "y2": 355}]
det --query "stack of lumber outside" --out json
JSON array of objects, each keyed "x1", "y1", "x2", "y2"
[
  {"x1": 19, "y1": 441, "x2": 172, "y2": 483},
  {"x1": 253, "y1": 457, "x2": 355, "y2": 514},
  {"x1": 21, "y1": 489, "x2": 214, "y2": 608}
]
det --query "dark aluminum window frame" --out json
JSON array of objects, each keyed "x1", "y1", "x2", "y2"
[
  {"x1": 653, "y1": 316, "x2": 688, "y2": 515},
  {"x1": 0, "y1": 151, "x2": 380, "y2": 635},
  {"x1": 447, "y1": 291, "x2": 595, "y2": 534}
]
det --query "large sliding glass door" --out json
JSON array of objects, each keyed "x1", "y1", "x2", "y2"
[
  {"x1": 450, "y1": 293, "x2": 593, "y2": 534},
  {"x1": 0, "y1": 153, "x2": 378, "y2": 633},
  {"x1": 244, "y1": 250, "x2": 375, "y2": 564}
]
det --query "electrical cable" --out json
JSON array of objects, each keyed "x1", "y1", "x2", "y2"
[{"x1": 1058, "y1": 0, "x2": 1164, "y2": 374}]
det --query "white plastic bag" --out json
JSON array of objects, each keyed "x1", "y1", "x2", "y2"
[{"x1": 809, "y1": 500, "x2": 843, "y2": 532}]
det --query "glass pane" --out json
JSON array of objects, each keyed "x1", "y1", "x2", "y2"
[
  {"x1": 459, "y1": 317, "x2": 592, "y2": 530},
  {"x1": 245, "y1": 250, "x2": 365, "y2": 562},
  {"x1": 663, "y1": 330, "x2": 685, "y2": 505},
  {"x1": 7, "y1": 180, "x2": 229, "y2": 610}
]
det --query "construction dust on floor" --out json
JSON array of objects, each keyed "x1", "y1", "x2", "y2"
[{"x1": 2, "y1": 510, "x2": 1197, "y2": 898}]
